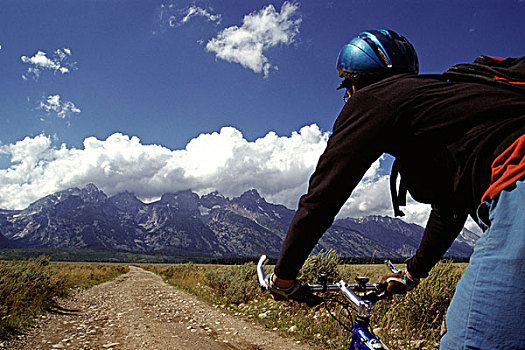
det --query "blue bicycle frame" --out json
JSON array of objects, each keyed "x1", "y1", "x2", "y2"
[
  {"x1": 256, "y1": 255, "x2": 392, "y2": 350},
  {"x1": 351, "y1": 316, "x2": 387, "y2": 350}
]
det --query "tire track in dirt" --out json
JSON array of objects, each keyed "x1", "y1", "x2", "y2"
[{"x1": 4, "y1": 266, "x2": 312, "y2": 350}]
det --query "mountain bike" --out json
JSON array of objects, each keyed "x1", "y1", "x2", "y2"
[{"x1": 257, "y1": 255, "x2": 398, "y2": 350}]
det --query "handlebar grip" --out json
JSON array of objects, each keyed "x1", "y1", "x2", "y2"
[
  {"x1": 257, "y1": 254, "x2": 387, "y2": 311},
  {"x1": 257, "y1": 255, "x2": 269, "y2": 291},
  {"x1": 294, "y1": 285, "x2": 324, "y2": 307},
  {"x1": 257, "y1": 255, "x2": 322, "y2": 306},
  {"x1": 385, "y1": 260, "x2": 401, "y2": 274}
]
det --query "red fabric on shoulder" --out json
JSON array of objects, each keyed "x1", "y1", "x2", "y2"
[
  {"x1": 482, "y1": 134, "x2": 525, "y2": 202},
  {"x1": 487, "y1": 56, "x2": 505, "y2": 61},
  {"x1": 493, "y1": 75, "x2": 525, "y2": 85}
]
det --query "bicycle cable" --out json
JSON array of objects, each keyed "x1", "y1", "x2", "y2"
[{"x1": 322, "y1": 298, "x2": 354, "y2": 333}]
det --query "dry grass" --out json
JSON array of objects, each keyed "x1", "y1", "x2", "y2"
[
  {"x1": 1, "y1": 251, "x2": 464, "y2": 348},
  {"x1": 0, "y1": 256, "x2": 128, "y2": 340},
  {"x1": 49, "y1": 261, "x2": 128, "y2": 289},
  {"x1": 144, "y1": 252, "x2": 466, "y2": 349},
  {"x1": 371, "y1": 261, "x2": 465, "y2": 349},
  {"x1": 141, "y1": 263, "x2": 210, "y2": 298}
]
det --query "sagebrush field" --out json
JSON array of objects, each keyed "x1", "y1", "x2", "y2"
[
  {"x1": 142, "y1": 251, "x2": 466, "y2": 349},
  {"x1": 0, "y1": 257, "x2": 128, "y2": 340},
  {"x1": 1, "y1": 251, "x2": 465, "y2": 349}
]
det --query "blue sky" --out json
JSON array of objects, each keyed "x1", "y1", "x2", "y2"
[{"x1": 0, "y1": 0, "x2": 524, "y2": 230}]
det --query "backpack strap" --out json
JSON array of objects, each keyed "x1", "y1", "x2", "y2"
[
  {"x1": 443, "y1": 55, "x2": 525, "y2": 92},
  {"x1": 390, "y1": 159, "x2": 407, "y2": 217}
]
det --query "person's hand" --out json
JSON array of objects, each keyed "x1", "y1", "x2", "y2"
[
  {"x1": 265, "y1": 273, "x2": 301, "y2": 301},
  {"x1": 264, "y1": 273, "x2": 323, "y2": 307},
  {"x1": 381, "y1": 270, "x2": 419, "y2": 296}
]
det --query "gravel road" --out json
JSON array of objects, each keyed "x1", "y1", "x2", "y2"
[{"x1": 4, "y1": 266, "x2": 313, "y2": 350}]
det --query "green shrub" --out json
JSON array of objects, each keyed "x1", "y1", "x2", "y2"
[
  {"x1": 0, "y1": 256, "x2": 67, "y2": 339},
  {"x1": 204, "y1": 263, "x2": 259, "y2": 305},
  {"x1": 0, "y1": 258, "x2": 127, "y2": 340},
  {"x1": 143, "y1": 256, "x2": 465, "y2": 349},
  {"x1": 203, "y1": 268, "x2": 230, "y2": 297},
  {"x1": 373, "y1": 260, "x2": 464, "y2": 348},
  {"x1": 298, "y1": 249, "x2": 341, "y2": 283},
  {"x1": 49, "y1": 262, "x2": 128, "y2": 289}
]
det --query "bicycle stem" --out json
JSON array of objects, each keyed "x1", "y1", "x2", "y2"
[
  {"x1": 257, "y1": 255, "x2": 381, "y2": 315},
  {"x1": 339, "y1": 280, "x2": 374, "y2": 318}
]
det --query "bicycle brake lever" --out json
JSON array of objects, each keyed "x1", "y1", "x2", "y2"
[
  {"x1": 293, "y1": 284, "x2": 324, "y2": 307},
  {"x1": 360, "y1": 283, "x2": 389, "y2": 304}
]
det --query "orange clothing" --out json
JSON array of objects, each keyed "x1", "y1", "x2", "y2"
[{"x1": 482, "y1": 133, "x2": 525, "y2": 202}]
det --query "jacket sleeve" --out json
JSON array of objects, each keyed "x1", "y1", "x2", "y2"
[
  {"x1": 406, "y1": 205, "x2": 467, "y2": 279},
  {"x1": 274, "y1": 92, "x2": 395, "y2": 280}
]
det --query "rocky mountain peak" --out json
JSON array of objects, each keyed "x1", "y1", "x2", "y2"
[
  {"x1": 235, "y1": 189, "x2": 266, "y2": 209},
  {"x1": 111, "y1": 191, "x2": 139, "y2": 201},
  {"x1": 157, "y1": 190, "x2": 200, "y2": 215},
  {"x1": 239, "y1": 189, "x2": 262, "y2": 201},
  {"x1": 0, "y1": 186, "x2": 479, "y2": 259},
  {"x1": 107, "y1": 191, "x2": 143, "y2": 213},
  {"x1": 80, "y1": 183, "x2": 108, "y2": 202},
  {"x1": 160, "y1": 190, "x2": 197, "y2": 202},
  {"x1": 200, "y1": 191, "x2": 228, "y2": 208}
]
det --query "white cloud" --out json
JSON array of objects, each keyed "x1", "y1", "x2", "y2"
[
  {"x1": 178, "y1": 5, "x2": 222, "y2": 26},
  {"x1": 0, "y1": 124, "x2": 436, "y2": 229},
  {"x1": 0, "y1": 125, "x2": 327, "y2": 212},
  {"x1": 21, "y1": 48, "x2": 75, "y2": 80},
  {"x1": 157, "y1": 3, "x2": 221, "y2": 32},
  {"x1": 38, "y1": 94, "x2": 81, "y2": 121},
  {"x1": 206, "y1": 1, "x2": 301, "y2": 77},
  {"x1": 333, "y1": 154, "x2": 432, "y2": 226}
]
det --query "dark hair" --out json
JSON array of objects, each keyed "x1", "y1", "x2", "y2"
[{"x1": 337, "y1": 70, "x2": 394, "y2": 91}]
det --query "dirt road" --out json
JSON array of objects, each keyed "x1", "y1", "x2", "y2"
[{"x1": 5, "y1": 266, "x2": 313, "y2": 350}]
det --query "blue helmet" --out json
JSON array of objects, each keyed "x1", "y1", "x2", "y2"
[{"x1": 336, "y1": 29, "x2": 418, "y2": 83}]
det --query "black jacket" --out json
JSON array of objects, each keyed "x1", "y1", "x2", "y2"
[{"x1": 275, "y1": 73, "x2": 525, "y2": 279}]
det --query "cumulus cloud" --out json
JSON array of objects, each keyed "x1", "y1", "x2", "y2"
[
  {"x1": 206, "y1": 1, "x2": 301, "y2": 77},
  {"x1": 0, "y1": 124, "x2": 437, "y2": 228},
  {"x1": 0, "y1": 125, "x2": 326, "y2": 211},
  {"x1": 38, "y1": 94, "x2": 81, "y2": 122},
  {"x1": 336, "y1": 157, "x2": 431, "y2": 226},
  {"x1": 21, "y1": 48, "x2": 75, "y2": 80}
]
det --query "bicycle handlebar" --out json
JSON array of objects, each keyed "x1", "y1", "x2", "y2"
[
  {"x1": 257, "y1": 255, "x2": 269, "y2": 289},
  {"x1": 257, "y1": 255, "x2": 389, "y2": 317}
]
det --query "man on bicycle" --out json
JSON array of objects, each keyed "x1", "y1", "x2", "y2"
[{"x1": 266, "y1": 29, "x2": 525, "y2": 349}]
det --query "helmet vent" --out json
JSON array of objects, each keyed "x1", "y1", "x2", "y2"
[
  {"x1": 335, "y1": 29, "x2": 419, "y2": 88},
  {"x1": 376, "y1": 48, "x2": 392, "y2": 68},
  {"x1": 360, "y1": 33, "x2": 393, "y2": 68}
]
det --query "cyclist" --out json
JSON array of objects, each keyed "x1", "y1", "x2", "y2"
[{"x1": 266, "y1": 29, "x2": 525, "y2": 349}]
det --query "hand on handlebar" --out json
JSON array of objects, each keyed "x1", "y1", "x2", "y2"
[
  {"x1": 380, "y1": 270, "x2": 419, "y2": 296},
  {"x1": 265, "y1": 273, "x2": 323, "y2": 307},
  {"x1": 265, "y1": 273, "x2": 302, "y2": 300}
]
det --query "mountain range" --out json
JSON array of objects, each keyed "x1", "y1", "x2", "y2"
[{"x1": 0, "y1": 184, "x2": 479, "y2": 259}]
